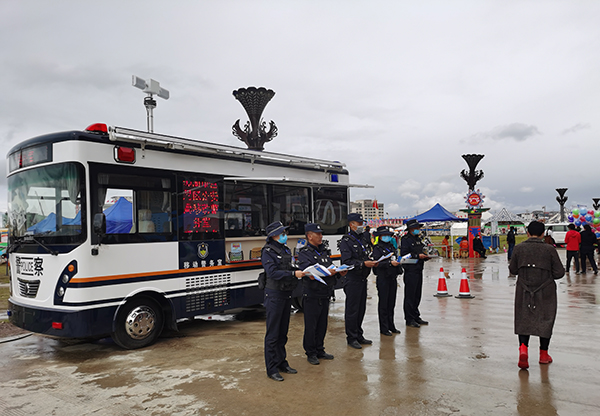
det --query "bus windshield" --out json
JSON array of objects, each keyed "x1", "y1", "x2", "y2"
[{"x1": 8, "y1": 162, "x2": 86, "y2": 244}]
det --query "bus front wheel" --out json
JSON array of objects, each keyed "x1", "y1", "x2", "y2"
[{"x1": 112, "y1": 297, "x2": 164, "y2": 349}]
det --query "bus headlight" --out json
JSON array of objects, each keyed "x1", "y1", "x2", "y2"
[{"x1": 57, "y1": 287, "x2": 65, "y2": 297}]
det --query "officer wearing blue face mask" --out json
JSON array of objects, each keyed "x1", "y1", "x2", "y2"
[
  {"x1": 261, "y1": 221, "x2": 306, "y2": 382},
  {"x1": 339, "y1": 213, "x2": 379, "y2": 349},
  {"x1": 400, "y1": 219, "x2": 430, "y2": 328},
  {"x1": 373, "y1": 226, "x2": 403, "y2": 336}
]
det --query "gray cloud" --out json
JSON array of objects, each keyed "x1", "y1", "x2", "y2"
[
  {"x1": 561, "y1": 122, "x2": 591, "y2": 135},
  {"x1": 469, "y1": 123, "x2": 541, "y2": 142}
]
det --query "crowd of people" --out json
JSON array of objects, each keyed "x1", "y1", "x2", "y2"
[{"x1": 260, "y1": 216, "x2": 592, "y2": 380}]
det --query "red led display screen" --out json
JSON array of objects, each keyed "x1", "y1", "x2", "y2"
[
  {"x1": 182, "y1": 180, "x2": 219, "y2": 233},
  {"x1": 9, "y1": 144, "x2": 52, "y2": 172}
]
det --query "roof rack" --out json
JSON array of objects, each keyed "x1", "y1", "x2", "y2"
[{"x1": 108, "y1": 126, "x2": 346, "y2": 171}]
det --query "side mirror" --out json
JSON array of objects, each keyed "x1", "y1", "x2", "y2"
[{"x1": 93, "y1": 213, "x2": 106, "y2": 237}]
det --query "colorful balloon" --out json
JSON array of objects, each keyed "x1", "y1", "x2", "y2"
[
  {"x1": 588, "y1": 210, "x2": 595, "y2": 216},
  {"x1": 594, "y1": 218, "x2": 600, "y2": 225},
  {"x1": 586, "y1": 214, "x2": 593, "y2": 222},
  {"x1": 573, "y1": 208, "x2": 580, "y2": 216},
  {"x1": 575, "y1": 220, "x2": 581, "y2": 226},
  {"x1": 568, "y1": 215, "x2": 574, "y2": 222},
  {"x1": 573, "y1": 213, "x2": 579, "y2": 218},
  {"x1": 596, "y1": 232, "x2": 600, "y2": 238},
  {"x1": 595, "y1": 211, "x2": 600, "y2": 218}
]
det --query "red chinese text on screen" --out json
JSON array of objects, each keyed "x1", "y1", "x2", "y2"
[{"x1": 182, "y1": 180, "x2": 219, "y2": 233}]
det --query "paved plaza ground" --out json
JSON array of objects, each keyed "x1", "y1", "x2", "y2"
[{"x1": 0, "y1": 249, "x2": 599, "y2": 415}]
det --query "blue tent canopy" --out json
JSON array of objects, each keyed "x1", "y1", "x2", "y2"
[
  {"x1": 104, "y1": 197, "x2": 133, "y2": 233},
  {"x1": 27, "y1": 211, "x2": 81, "y2": 233},
  {"x1": 405, "y1": 203, "x2": 466, "y2": 223}
]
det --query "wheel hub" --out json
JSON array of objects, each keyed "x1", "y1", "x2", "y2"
[{"x1": 124, "y1": 306, "x2": 156, "y2": 340}]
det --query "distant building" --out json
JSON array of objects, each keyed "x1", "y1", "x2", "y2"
[{"x1": 350, "y1": 199, "x2": 385, "y2": 221}]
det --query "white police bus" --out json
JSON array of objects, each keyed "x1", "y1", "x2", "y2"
[{"x1": 6, "y1": 124, "x2": 356, "y2": 348}]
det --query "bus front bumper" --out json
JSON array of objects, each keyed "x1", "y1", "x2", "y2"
[{"x1": 8, "y1": 299, "x2": 115, "y2": 339}]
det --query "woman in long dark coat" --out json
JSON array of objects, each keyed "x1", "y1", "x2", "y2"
[{"x1": 509, "y1": 221, "x2": 565, "y2": 369}]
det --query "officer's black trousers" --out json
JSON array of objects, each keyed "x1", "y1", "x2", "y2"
[
  {"x1": 344, "y1": 277, "x2": 367, "y2": 342},
  {"x1": 303, "y1": 295, "x2": 329, "y2": 357},
  {"x1": 376, "y1": 275, "x2": 398, "y2": 333},
  {"x1": 264, "y1": 288, "x2": 292, "y2": 375},
  {"x1": 403, "y1": 270, "x2": 423, "y2": 323}
]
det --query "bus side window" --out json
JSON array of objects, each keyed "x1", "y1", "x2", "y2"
[
  {"x1": 137, "y1": 190, "x2": 172, "y2": 233},
  {"x1": 101, "y1": 189, "x2": 134, "y2": 234},
  {"x1": 94, "y1": 167, "x2": 175, "y2": 242}
]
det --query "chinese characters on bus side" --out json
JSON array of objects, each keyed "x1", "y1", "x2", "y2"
[{"x1": 182, "y1": 180, "x2": 219, "y2": 233}]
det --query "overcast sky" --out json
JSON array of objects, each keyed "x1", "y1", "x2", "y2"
[{"x1": 1, "y1": 1, "x2": 599, "y2": 217}]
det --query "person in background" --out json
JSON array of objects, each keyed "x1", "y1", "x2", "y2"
[
  {"x1": 579, "y1": 224, "x2": 598, "y2": 274},
  {"x1": 544, "y1": 226, "x2": 556, "y2": 246},
  {"x1": 297, "y1": 223, "x2": 346, "y2": 365},
  {"x1": 459, "y1": 236, "x2": 469, "y2": 256},
  {"x1": 373, "y1": 226, "x2": 403, "y2": 336},
  {"x1": 339, "y1": 213, "x2": 378, "y2": 349},
  {"x1": 509, "y1": 221, "x2": 565, "y2": 369},
  {"x1": 473, "y1": 233, "x2": 487, "y2": 258},
  {"x1": 261, "y1": 221, "x2": 306, "y2": 382},
  {"x1": 564, "y1": 223, "x2": 581, "y2": 274},
  {"x1": 507, "y1": 226, "x2": 516, "y2": 261},
  {"x1": 441, "y1": 235, "x2": 450, "y2": 258},
  {"x1": 400, "y1": 219, "x2": 430, "y2": 328}
]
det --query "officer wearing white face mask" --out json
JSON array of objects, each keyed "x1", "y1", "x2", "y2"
[
  {"x1": 339, "y1": 213, "x2": 379, "y2": 349},
  {"x1": 400, "y1": 219, "x2": 430, "y2": 328},
  {"x1": 261, "y1": 221, "x2": 306, "y2": 382}
]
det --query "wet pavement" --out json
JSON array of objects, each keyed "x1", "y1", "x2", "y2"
[{"x1": 1, "y1": 250, "x2": 599, "y2": 415}]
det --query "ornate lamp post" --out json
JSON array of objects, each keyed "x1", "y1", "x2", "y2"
[
  {"x1": 459, "y1": 154, "x2": 488, "y2": 258},
  {"x1": 593, "y1": 198, "x2": 600, "y2": 211},
  {"x1": 232, "y1": 86, "x2": 278, "y2": 151},
  {"x1": 460, "y1": 154, "x2": 485, "y2": 191},
  {"x1": 555, "y1": 188, "x2": 568, "y2": 222}
]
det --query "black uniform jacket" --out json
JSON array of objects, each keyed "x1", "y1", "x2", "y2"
[
  {"x1": 261, "y1": 240, "x2": 299, "y2": 291},
  {"x1": 297, "y1": 243, "x2": 336, "y2": 297},
  {"x1": 339, "y1": 230, "x2": 371, "y2": 279},
  {"x1": 400, "y1": 232, "x2": 426, "y2": 272},
  {"x1": 373, "y1": 241, "x2": 403, "y2": 278}
]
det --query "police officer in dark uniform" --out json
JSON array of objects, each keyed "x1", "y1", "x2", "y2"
[
  {"x1": 400, "y1": 219, "x2": 430, "y2": 328},
  {"x1": 339, "y1": 213, "x2": 379, "y2": 349},
  {"x1": 261, "y1": 221, "x2": 306, "y2": 382},
  {"x1": 372, "y1": 226, "x2": 403, "y2": 336},
  {"x1": 297, "y1": 223, "x2": 347, "y2": 365}
]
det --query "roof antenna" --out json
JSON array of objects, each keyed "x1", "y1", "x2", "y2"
[{"x1": 132, "y1": 76, "x2": 170, "y2": 133}]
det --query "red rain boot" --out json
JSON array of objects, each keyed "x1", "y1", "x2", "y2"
[
  {"x1": 518, "y1": 343, "x2": 529, "y2": 369},
  {"x1": 539, "y1": 349, "x2": 553, "y2": 364}
]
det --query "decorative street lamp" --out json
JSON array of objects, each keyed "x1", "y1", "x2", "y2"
[
  {"x1": 232, "y1": 86, "x2": 278, "y2": 151},
  {"x1": 460, "y1": 154, "x2": 488, "y2": 258},
  {"x1": 460, "y1": 154, "x2": 485, "y2": 191},
  {"x1": 593, "y1": 198, "x2": 600, "y2": 211},
  {"x1": 556, "y1": 188, "x2": 568, "y2": 222}
]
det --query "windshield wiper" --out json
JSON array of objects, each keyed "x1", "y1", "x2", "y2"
[{"x1": 10, "y1": 234, "x2": 59, "y2": 256}]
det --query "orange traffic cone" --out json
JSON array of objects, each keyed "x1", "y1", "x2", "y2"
[
  {"x1": 434, "y1": 267, "x2": 451, "y2": 297},
  {"x1": 455, "y1": 268, "x2": 475, "y2": 299}
]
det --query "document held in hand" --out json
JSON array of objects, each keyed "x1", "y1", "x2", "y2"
[
  {"x1": 400, "y1": 253, "x2": 419, "y2": 264},
  {"x1": 303, "y1": 264, "x2": 331, "y2": 284},
  {"x1": 375, "y1": 252, "x2": 394, "y2": 262},
  {"x1": 328, "y1": 264, "x2": 354, "y2": 273}
]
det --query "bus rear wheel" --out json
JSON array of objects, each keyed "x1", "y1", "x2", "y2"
[{"x1": 112, "y1": 297, "x2": 164, "y2": 349}]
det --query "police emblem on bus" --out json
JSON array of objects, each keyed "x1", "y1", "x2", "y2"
[{"x1": 197, "y1": 243, "x2": 209, "y2": 259}]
